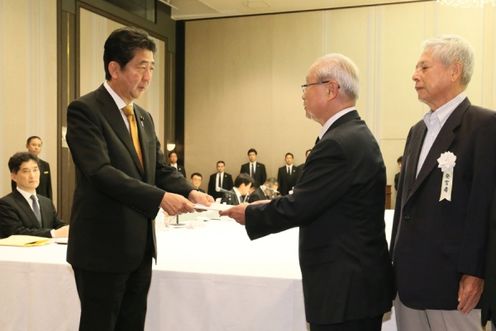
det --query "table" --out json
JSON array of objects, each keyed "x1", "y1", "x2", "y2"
[{"x1": 0, "y1": 210, "x2": 397, "y2": 331}]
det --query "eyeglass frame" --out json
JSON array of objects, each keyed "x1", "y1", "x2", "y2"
[{"x1": 301, "y1": 80, "x2": 330, "y2": 93}]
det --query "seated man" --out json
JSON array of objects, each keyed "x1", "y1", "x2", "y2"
[
  {"x1": 190, "y1": 172, "x2": 205, "y2": 193},
  {"x1": 247, "y1": 182, "x2": 265, "y2": 203},
  {"x1": 221, "y1": 173, "x2": 253, "y2": 205},
  {"x1": 261, "y1": 177, "x2": 280, "y2": 200},
  {"x1": 0, "y1": 152, "x2": 68, "y2": 238}
]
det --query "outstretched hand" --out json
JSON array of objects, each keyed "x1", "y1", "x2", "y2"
[{"x1": 219, "y1": 204, "x2": 248, "y2": 225}]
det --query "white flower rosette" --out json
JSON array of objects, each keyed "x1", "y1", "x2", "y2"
[{"x1": 437, "y1": 151, "x2": 456, "y2": 201}]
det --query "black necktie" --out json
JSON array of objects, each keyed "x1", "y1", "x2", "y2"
[
  {"x1": 218, "y1": 174, "x2": 222, "y2": 188},
  {"x1": 30, "y1": 195, "x2": 42, "y2": 225}
]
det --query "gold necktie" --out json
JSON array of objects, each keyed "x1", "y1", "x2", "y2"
[{"x1": 122, "y1": 104, "x2": 143, "y2": 167}]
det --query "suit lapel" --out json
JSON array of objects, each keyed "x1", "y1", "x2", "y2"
[
  {"x1": 38, "y1": 196, "x2": 51, "y2": 228},
  {"x1": 402, "y1": 123, "x2": 427, "y2": 204},
  {"x1": 97, "y1": 86, "x2": 145, "y2": 177},
  {"x1": 134, "y1": 106, "x2": 152, "y2": 178},
  {"x1": 12, "y1": 191, "x2": 40, "y2": 228},
  {"x1": 405, "y1": 99, "x2": 469, "y2": 203}
]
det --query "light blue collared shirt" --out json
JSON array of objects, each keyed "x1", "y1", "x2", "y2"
[{"x1": 416, "y1": 93, "x2": 466, "y2": 177}]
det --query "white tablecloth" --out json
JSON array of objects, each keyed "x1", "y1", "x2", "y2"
[{"x1": 0, "y1": 210, "x2": 397, "y2": 331}]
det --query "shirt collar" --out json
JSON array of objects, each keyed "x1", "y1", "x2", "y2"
[
  {"x1": 423, "y1": 93, "x2": 466, "y2": 128},
  {"x1": 16, "y1": 187, "x2": 37, "y2": 203},
  {"x1": 103, "y1": 81, "x2": 132, "y2": 110},
  {"x1": 319, "y1": 106, "x2": 356, "y2": 139}
]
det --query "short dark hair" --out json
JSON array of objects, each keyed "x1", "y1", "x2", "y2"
[
  {"x1": 285, "y1": 152, "x2": 294, "y2": 158},
  {"x1": 104, "y1": 27, "x2": 156, "y2": 81},
  {"x1": 8, "y1": 152, "x2": 39, "y2": 174},
  {"x1": 216, "y1": 160, "x2": 225, "y2": 166},
  {"x1": 247, "y1": 148, "x2": 257, "y2": 155},
  {"x1": 26, "y1": 136, "x2": 42, "y2": 145},
  {"x1": 234, "y1": 173, "x2": 254, "y2": 188},
  {"x1": 167, "y1": 151, "x2": 178, "y2": 158},
  {"x1": 191, "y1": 172, "x2": 202, "y2": 179},
  {"x1": 397, "y1": 156, "x2": 403, "y2": 164}
]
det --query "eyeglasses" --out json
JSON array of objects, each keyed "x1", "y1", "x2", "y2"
[{"x1": 301, "y1": 80, "x2": 330, "y2": 93}]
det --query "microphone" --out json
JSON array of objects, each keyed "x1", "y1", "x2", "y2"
[
  {"x1": 139, "y1": 115, "x2": 145, "y2": 128},
  {"x1": 216, "y1": 187, "x2": 231, "y2": 193}
]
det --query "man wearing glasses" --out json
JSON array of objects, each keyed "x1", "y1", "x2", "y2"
[{"x1": 222, "y1": 53, "x2": 393, "y2": 331}]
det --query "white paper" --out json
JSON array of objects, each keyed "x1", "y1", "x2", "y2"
[{"x1": 194, "y1": 203, "x2": 232, "y2": 212}]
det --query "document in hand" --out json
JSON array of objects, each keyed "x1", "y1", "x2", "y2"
[
  {"x1": 194, "y1": 203, "x2": 233, "y2": 212},
  {"x1": 0, "y1": 235, "x2": 51, "y2": 247}
]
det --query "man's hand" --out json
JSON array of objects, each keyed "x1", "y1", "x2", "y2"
[
  {"x1": 53, "y1": 225, "x2": 69, "y2": 238},
  {"x1": 160, "y1": 192, "x2": 195, "y2": 216},
  {"x1": 457, "y1": 274, "x2": 484, "y2": 314},
  {"x1": 219, "y1": 204, "x2": 248, "y2": 225},
  {"x1": 188, "y1": 190, "x2": 214, "y2": 206}
]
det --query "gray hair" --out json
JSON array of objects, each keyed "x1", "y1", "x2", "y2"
[
  {"x1": 423, "y1": 35, "x2": 474, "y2": 86},
  {"x1": 312, "y1": 53, "x2": 359, "y2": 101}
]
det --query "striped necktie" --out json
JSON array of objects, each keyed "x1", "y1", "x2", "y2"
[{"x1": 30, "y1": 195, "x2": 42, "y2": 225}]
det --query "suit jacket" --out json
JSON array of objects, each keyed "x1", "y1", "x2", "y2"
[
  {"x1": 240, "y1": 162, "x2": 267, "y2": 187},
  {"x1": 394, "y1": 172, "x2": 400, "y2": 191},
  {"x1": 66, "y1": 84, "x2": 194, "y2": 273},
  {"x1": 277, "y1": 165, "x2": 299, "y2": 195},
  {"x1": 207, "y1": 172, "x2": 234, "y2": 199},
  {"x1": 245, "y1": 111, "x2": 393, "y2": 324},
  {"x1": 11, "y1": 158, "x2": 52, "y2": 200},
  {"x1": 391, "y1": 98, "x2": 496, "y2": 310},
  {"x1": 247, "y1": 187, "x2": 265, "y2": 203},
  {"x1": 0, "y1": 190, "x2": 64, "y2": 238}
]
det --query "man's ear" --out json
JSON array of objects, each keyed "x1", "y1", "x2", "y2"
[
  {"x1": 450, "y1": 62, "x2": 463, "y2": 82},
  {"x1": 107, "y1": 61, "x2": 121, "y2": 80}
]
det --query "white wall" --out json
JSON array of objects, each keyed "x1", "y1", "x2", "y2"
[{"x1": 0, "y1": 0, "x2": 57, "y2": 199}]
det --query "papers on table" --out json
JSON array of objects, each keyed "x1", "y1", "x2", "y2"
[
  {"x1": 0, "y1": 235, "x2": 51, "y2": 247},
  {"x1": 193, "y1": 203, "x2": 232, "y2": 212}
]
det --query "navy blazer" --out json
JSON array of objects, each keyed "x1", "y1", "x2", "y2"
[
  {"x1": 66, "y1": 85, "x2": 194, "y2": 273},
  {"x1": 392, "y1": 98, "x2": 496, "y2": 310},
  {"x1": 245, "y1": 111, "x2": 393, "y2": 324},
  {"x1": 0, "y1": 190, "x2": 64, "y2": 238}
]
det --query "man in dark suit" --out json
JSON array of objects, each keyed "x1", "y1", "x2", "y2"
[
  {"x1": 277, "y1": 152, "x2": 299, "y2": 195},
  {"x1": 222, "y1": 53, "x2": 393, "y2": 331},
  {"x1": 207, "y1": 160, "x2": 234, "y2": 200},
  {"x1": 393, "y1": 156, "x2": 402, "y2": 191},
  {"x1": 167, "y1": 150, "x2": 186, "y2": 177},
  {"x1": 221, "y1": 174, "x2": 253, "y2": 205},
  {"x1": 66, "y1": 27, "x2": 212, "y2": 331},
  {"x1": 0, "y1": 152, "x2": 67, "y2": 238},
  {"x1": 240, "y1": 148, "x2": 266, "y2": 187},
  {"x1": 11, "y1": 136, "x2": 53, "y2": 200},
  {"x1": 391, "y1": 35, "x2": 496, "y2": 331}
]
